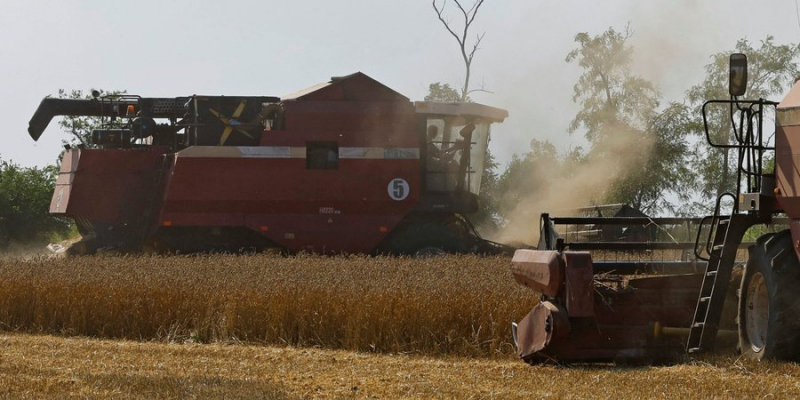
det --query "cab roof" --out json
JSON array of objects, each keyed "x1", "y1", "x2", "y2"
[{"x1": 283, "y1": 72, "x2": 409, "y2": 102}]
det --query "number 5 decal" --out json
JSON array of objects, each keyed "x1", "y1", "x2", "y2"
[{"x1": 388, "y1": 178, "x2": 410, "y2": 201}]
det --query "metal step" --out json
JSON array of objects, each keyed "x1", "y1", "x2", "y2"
[{"x1": 687, "y1": 213, "x2": 764, "y2": 355}]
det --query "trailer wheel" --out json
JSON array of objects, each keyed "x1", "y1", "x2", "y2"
[{"x1": 738, "y1": 230, "x2": 800, "y2": 361}]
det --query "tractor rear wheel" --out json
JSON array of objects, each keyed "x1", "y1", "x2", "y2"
[{"x1": 738, "y1": 230, "x2": 800, "y2": 361}]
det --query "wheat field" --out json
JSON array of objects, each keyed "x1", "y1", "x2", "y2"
[
  {"x1": 0, "y1": 254, "x2": 536, "y2": 357},
  {"x1": 2, "y1": 255, "x2": 800, "y2": 398}
]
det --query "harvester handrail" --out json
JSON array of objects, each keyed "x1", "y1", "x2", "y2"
[
  {"x1": 701, "y1": 98, "x2": 778, "y2": 150},
  {"x1": 549, "y1": 216, "x2": 702, "y2": 225},
  {"x1": 694, "y1": 192, "x2": 738, "y2": 262}
]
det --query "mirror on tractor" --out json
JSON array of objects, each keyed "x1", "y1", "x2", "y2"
[{"x1": 729, "y1": 53, "x2": 748, "y2": 96}]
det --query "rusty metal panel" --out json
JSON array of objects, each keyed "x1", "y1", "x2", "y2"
[
  {"x1": 775, "y1": 82, "x2": 800, "y2": 217},
  {"x1": 518, "y1": 274, "x2": 703, "y2": 364},
  {"x1": 564, "y1": 251, "x2": 594, "y2": 317},
  {"x1": 50, "y1": 149, "x2": 79, "y2": 214},
  {"x1": 774, "y1": 124, "x2": 800, "y2": 216},
  {"x1": 511, "y1": 250, "x2": 564, "y2": 297},
  {"x1": 516, "y1": 301, "x2": 568, "y2": 360}
]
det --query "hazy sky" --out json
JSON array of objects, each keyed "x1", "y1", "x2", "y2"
[{"x1": 2, "y1": 0, "x2": 800, "y2": 168}]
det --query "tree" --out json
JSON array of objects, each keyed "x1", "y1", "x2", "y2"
[
  {"x1": 566, "y1": 25, "x2": 659, "y2": 145},
  {"x1": 0, "y1": 158, "x2": 71, "y2": 249},
  {"x1": 565, "y1": 25, "x2": 691, "y2": 214},
  {"x1": 57, "y1": 88, "x2": 127, "y2": 148},
  {"x1": 686, "y1": 37, "x2": 800, "y2": 202},
  {"x1": 424, "y1": 82, "x2": 468, "y2": 102},
  {"x1": 432, "y1": 0, "x2": 487, "y2": 101},
  {"x1": 495, "y1": 140, "x2": 561, "y2": 217}
]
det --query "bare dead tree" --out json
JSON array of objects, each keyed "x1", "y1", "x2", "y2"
[{"x1": 432, "y1": 0, "x2": 488, "y2": 102}]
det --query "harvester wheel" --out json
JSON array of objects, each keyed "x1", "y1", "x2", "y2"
[
  {"x1": 738, "y1": 230, "x2": 800, "y2": 361},
  {"x1": 387, "y1": 222, "x2": 468, "y2": 256}
]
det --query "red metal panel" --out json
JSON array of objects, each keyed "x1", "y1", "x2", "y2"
[
  {"x1": 246, "y1": 214, "x2": 404, "y2": 254},
  {"x1": 774, "y1": 123, "x2": 800, "y2": 216},
  {"x1": 292, "y1": 72, "x2": 409, "y2": 102},
  {"x1": 53, "y1": 148, "x2": 167, "y2": 225},
  {"x1": 276, "y1": 101, "x2": 418, "y2": 148},
  {"x1": 564, "y1": 251, "x2": 594, "y2": 318},
  {"x1": 50, "y1": 150, "x2": 80, "y2": 213},
  {"x1": 163, "y1": 158, "x2": 419, "y2": 212},
  {"x1": 511, "y1": 250, "x2": 564, "y2": 297},
  {"x1": 160, "y1": 156, "x2": 420, "y2": 253}
]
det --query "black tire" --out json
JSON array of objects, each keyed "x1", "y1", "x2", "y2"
[
  {"x1": 738, "y1": 230, "x2": 800, "y2": 361},
  {"x1": 384, "y1": 222, "x2": 469, "y2": 256}
]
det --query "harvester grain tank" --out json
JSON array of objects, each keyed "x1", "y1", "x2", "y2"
[
  {"x1": 29, "y1": 73, "x2": 508, "y2": 255},
  {"x1": 512, "y1": 54, "x2": 800, "y2": 363}
]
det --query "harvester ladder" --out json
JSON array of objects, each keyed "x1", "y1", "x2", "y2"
[
  {"x1": 687, "y1": 98, "x2": 776, "y2": 353},
  {"x1": 687, "y1": 200, "x2": 763, "y2": 354}
]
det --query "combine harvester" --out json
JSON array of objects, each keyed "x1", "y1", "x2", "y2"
[
  {"x1": 28, "y1": 73, "x2": 509, "y2": 255},
  {"x1": 512, "y1": 54, "x2": 800, "y2": 363}
]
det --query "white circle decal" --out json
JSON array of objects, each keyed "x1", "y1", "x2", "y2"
[{"x1": 388, "y1": 178, "x2": 410, "y2": 201}]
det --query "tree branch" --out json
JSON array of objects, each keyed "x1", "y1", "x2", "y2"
[
  {"x1": 432, "y1": 0, "x2": 487, "y2": 102},
  {"x1": 432, "y1": 0, "x2": 465, "y2": 47}
]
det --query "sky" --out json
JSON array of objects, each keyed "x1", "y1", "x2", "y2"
[{"x1": 2, "y1": 0, "x2": 800, "y2": 169}]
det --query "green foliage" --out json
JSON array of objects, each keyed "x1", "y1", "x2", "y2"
[
  {"x1": 607, "y1": 103, "x2": 699, "y2": 214},
  {"x1": 0, "y1": 158, "x2": 71, "y2": 249},
  {"x1": 425, "y1": 82, "x2": 470, "y2": 103},
  {"x1": 495, "y1": 140, "x2": 561, "y2": 216},
  {"x1": 685, "y1": 37, "x2": 800, "y2": 202},
  {"x1": 56, "y1": 88, "x2": 127, "y2": 148}
]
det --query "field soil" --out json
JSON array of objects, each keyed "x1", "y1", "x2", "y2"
[{"x1": 2, "y1": 333, "x2": 800, "y2": 399}]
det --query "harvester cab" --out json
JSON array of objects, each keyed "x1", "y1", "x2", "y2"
[
  {"x1": 511, "y1": 54, "x2": 800, "y2": 364},
  {"x1": 28, "y1": 73, "x2": 510, "y2": 256},
  {"x1": 415, "y1": 101, "x2": 507, "y2": 203}
]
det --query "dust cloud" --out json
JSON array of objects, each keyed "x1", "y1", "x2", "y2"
[
  {"x1": 0, "y1": 242, "x2": 58, "y2": 261},
  {"x1": 482, "y1": 3, "x2": 730, "y2": 246},
  {"x1": 492, "y1": 124, "x2": 654, "y2": 246}
]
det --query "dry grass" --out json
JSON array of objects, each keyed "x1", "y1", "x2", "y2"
[
  {"x1": 0, "y1": 254, "x2": 536, "y2": 357},
  {"x1": 1, "y1": 332, "x2": 800, "y2": 399}
]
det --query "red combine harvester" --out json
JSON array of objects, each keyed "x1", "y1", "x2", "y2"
[
  {"x1": 512, "y1": 54, "x2": 800, "y2": 363},
  {"x1": 28, "y1": 73, "x2": 508, "y2": 255}
]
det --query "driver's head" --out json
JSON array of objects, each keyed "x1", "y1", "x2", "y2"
[{"x1": 459, "y1": 123, "x2": 476, "y2": 137}]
